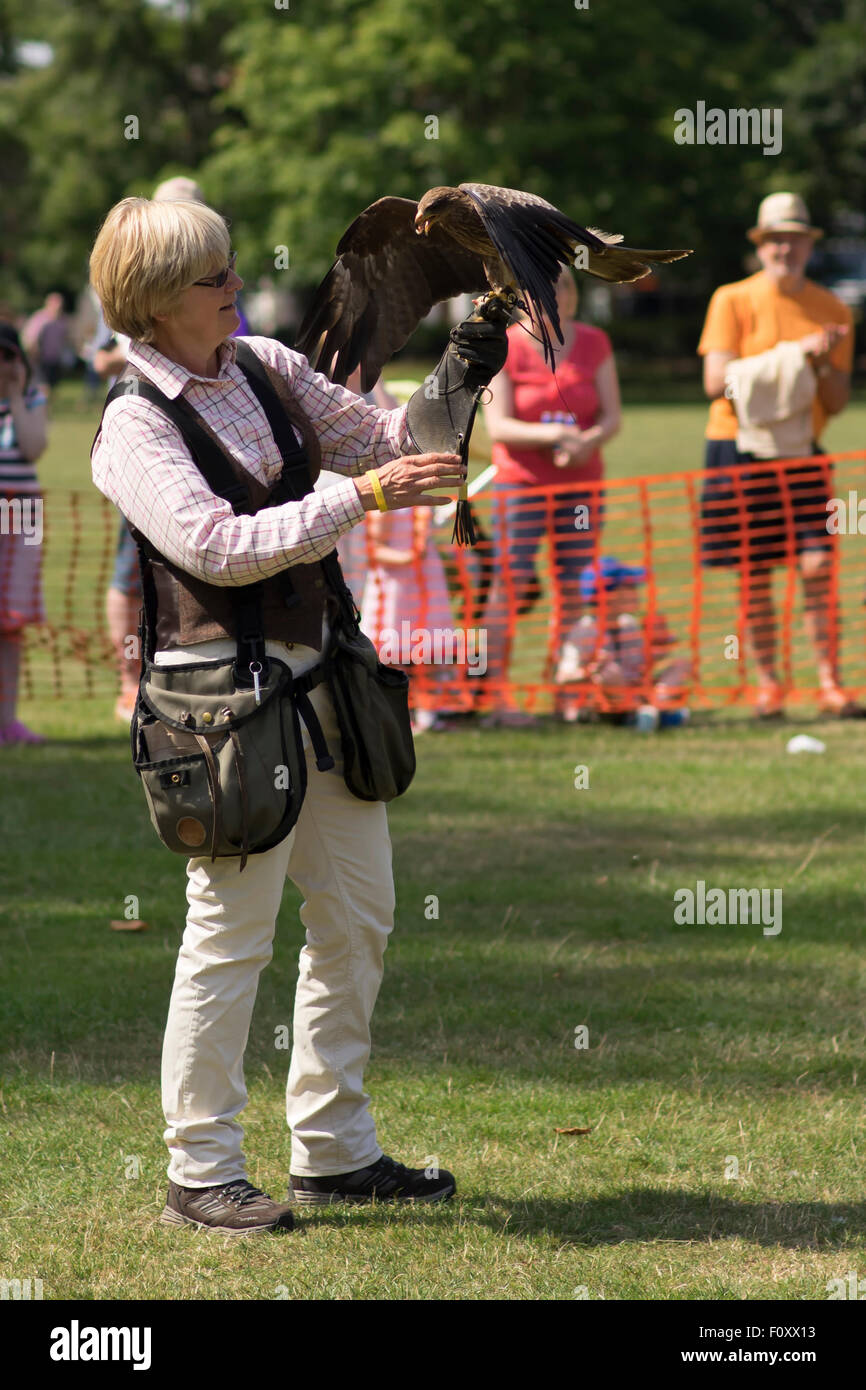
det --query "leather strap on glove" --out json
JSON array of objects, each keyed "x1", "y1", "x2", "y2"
[{"x1": 406, "y1": 296, "x2": 511, "y2": 456}]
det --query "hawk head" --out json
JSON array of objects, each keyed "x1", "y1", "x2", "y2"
[{"x1": 414, "y1": 186, "x2": 455, "y2": 236}]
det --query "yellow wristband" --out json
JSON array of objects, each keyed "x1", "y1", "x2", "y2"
[{"x1": 367, "y1": 470, "x2": 388, "y2": 512}]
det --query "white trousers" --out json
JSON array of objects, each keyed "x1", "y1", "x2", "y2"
[{"x1": 158, "y1": 630, "x2": 395, "y2": 1186}]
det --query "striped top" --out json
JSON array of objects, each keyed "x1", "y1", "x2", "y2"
[
  {"x1": 0, "y1": 384, "x2": 47, "y2": 494},
  {"x1": 91, "y1": 335, "x2": 413, "y2": 586}
]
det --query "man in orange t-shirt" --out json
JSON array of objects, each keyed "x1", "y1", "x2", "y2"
[{"x1": 697, "y1": 192, "x2": 855, "y2": 717}]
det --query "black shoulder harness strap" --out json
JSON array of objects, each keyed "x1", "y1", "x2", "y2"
[
  {"x1": 92, "y1": 342, "x2": 360, "y2": 692},
  {"x1": 233, "y1": 342, "x2": 360, "y2": 627}
]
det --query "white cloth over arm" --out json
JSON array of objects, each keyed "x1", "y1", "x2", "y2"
[{"x1": 725, "y1": 341, "x2": 816, "y2": 459}]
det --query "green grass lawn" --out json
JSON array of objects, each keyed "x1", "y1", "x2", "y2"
[
  {"x1": 1, "y1": 384, "x2": 865, "y2": 1300},
  {"x1": 3, "y1": 665, "x2": 866, "y2": 1299}
]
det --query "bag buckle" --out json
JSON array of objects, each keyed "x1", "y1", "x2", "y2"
[
  {"x1": 234, "y1": 629, "x2": 270, "y2": 689},
  {"x1": 250, "y1": 661, "x2": 263, "y2": 706}
]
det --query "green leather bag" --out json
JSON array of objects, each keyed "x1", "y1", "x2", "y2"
[
  {"x1": 133, "y1": 655, "x2": 317, "y2": 870},
  {"x1": 323, "y1": 615, "x2": 416, "y2": 803}
]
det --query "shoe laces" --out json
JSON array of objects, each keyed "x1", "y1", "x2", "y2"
[
  {"x1": 219, "y1": 1179, "x2": 269, "y2": 1208},
  {"x1": 375, "y1": 1156, "x2": 413, "y2": 1182}
]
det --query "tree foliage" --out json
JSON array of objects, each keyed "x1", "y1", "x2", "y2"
[{"x1": 0, "y1": 0, "x2": 860, "y2": 313}]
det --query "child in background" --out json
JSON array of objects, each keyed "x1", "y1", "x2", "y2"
[
  {"x1": 347, "y1": 372, "x2": 456, "y2": 734},
  {"x1": 555, "y1": 557, "x2": 690, "y2": 723},
  {"x1": 0, "y1": 322, "x2": 48, "y2": 745},
  {"x1": 360, "y1": 504, "x2": 457, "y2": 733}
]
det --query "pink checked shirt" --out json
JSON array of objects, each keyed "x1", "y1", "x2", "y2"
[{"x1": 91, "y1": 334, "x2": 414, "y2": 586}]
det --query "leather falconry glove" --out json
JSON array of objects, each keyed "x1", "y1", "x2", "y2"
[{"x1": 406, "y1": 296, "x2": 511, "y2": 545}]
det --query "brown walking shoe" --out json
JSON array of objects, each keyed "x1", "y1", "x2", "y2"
[{"x1": 160, "y1": 1178, "x2": 295, "y2": 1234}]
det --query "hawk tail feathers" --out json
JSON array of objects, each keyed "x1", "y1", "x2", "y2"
[{"x1": 582, "y1": 244, "x2": 693, "y2": 284}]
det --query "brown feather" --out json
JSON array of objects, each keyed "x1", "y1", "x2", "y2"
[{"x1": 295, "y1": 196, "x2": 487, "y2": 388}]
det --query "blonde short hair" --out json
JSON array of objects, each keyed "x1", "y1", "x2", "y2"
[{"x1": 89, "y1": 196, "x2": 230, "y2": 343}]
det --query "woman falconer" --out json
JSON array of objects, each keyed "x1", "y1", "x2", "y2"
[{"x1": 89, "y1": 195, "x2": 506, "y2": 1233}]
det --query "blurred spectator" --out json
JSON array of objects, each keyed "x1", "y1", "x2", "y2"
[
  {"x1": 698, "y1": 192, "x2": 856, "y2": 718},
  {"x1": 343, "y1": 370, "x2": 456, "y2": 732},
  {"x1": 555, "y1": 557, "x2": 690, "y2": 721},
  {"x1": 92, "y1": 311, "x2": 138, "y2": 720},
  {"x1": 361, "y1": 503, "x2": 457, "y2": 733},
  {"x1": 152, "y1": 175, "x2": 204, "y2": 203},
  {"x1": 74, "y1": 284, "x2": 107, "y2": 402},
  {"x1": 22, "y1": 291, "x2": 72, "y2": 389},
  {"x1": 0, "y1": 322, "x2": 48, "y2": 745},
  {"x1": 245, "y1": 276, "x2": 297, "y2": 338},
  {"x1": 482, "y1": 264, "x2": 622, "y2": 725}
]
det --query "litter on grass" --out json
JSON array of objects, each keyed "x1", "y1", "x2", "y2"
[{"x1": 786, "y1": 735, "x2": 826, "y2": 755}]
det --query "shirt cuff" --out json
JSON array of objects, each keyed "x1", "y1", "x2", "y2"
[
  {"x1": 387, "y1": 402, "x2": 415, "y2": 458},
  {"x1": 319, "y1": 476, "x2": 367, "y2": 532}
]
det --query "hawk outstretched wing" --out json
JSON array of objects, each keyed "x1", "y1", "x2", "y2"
[
  {"x1": 295, "y1": 197, "x2": 487, "y2": 390},
  {"x1": 296, "y1": 184, "x2": 691, "y2": 385}
]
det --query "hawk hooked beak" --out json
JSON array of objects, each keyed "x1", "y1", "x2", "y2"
[{"x1": 414, "y1": 217, "x2": 432, "y2": 236}]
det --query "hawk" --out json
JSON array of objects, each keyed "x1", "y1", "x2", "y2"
[{"x1": 296, "y1": 182, "x2": 692, "y2": 390}]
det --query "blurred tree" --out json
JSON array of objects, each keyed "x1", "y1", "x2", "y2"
[
  {"x1": 204, "y1": 0, "x2": 729, "y2": 288},
  {"x1": 0, "y1": 0, "x2": 857, "y2": 331},
  {"x1": 0, "y1": 0, "x2": 233, "y2": 307},
  {"x1": 775, "y1": 0, "x2": 866, "y2": 218},
  {"x1": 203, "y1": 0, "x2": 852, "y2": 301}
]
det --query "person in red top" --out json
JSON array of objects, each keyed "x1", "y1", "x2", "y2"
[{"x1": 482, "y1": 266, "x2": 622, "y2": 723}]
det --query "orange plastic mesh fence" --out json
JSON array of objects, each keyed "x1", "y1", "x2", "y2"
[
  {"x1": 1, "y1": 490, "x2": 118, "y2": 705},
  {"x1": 360, "y1": 450, "x2": 866, "y2": 716},
  {"x1": 3, "y1": 452, "x2": 865, "y2": 713}
]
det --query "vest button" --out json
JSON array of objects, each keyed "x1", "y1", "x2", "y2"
[{"x1": 314, "y1": 579, "x2": 324, "y2": 589}]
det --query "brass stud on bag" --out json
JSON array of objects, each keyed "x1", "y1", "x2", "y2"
[
  {"x1": 177, "y1": 817, "x2": 207, "y2": 847},
  {"x1": 202, "y1": 711, "x2": 213, "y2": 724}
]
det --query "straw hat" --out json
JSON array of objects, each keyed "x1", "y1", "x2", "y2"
[{"x1": 747, "y1": 192, "x2": 822, "y2": 244}]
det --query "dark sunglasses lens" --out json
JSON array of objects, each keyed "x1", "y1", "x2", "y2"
[{"x1": 195, "y1": 252, "x2": 235, "y2": 288}]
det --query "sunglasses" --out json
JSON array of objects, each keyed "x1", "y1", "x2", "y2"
[{"x1": 191, "y1": 251, "x2": 238, "y2": 289}]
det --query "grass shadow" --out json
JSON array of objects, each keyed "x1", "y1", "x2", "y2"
[{"x1": 297, "y1": 1187, "x2": 866, "y2": 1252}]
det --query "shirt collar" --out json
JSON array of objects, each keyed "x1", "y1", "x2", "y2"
[{"x1": 125, "y1": 336, "x2": 239, "y2": 400}]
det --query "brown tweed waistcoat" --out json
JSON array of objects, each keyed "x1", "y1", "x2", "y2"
[{"x1": 129, "y1": 356, "x2": 347, "y2": 654}]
